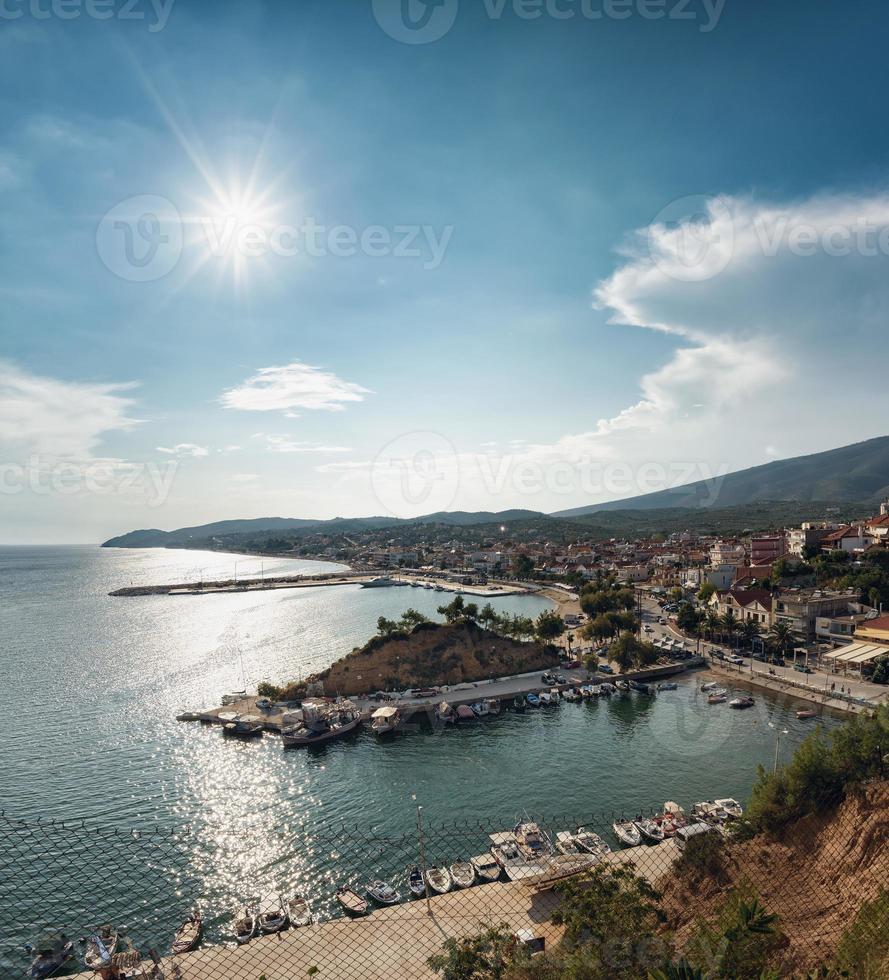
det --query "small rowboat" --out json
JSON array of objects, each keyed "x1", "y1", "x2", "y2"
[
  {"x1": 83, "y1": 925, "x2": 117, "y2": 971},
  {"x1": 408, "y1": 866, "x2": 426, "y2": 897},
  {"x1": 425, "y1": 866, "x2": 452, "y2": 894},
  {"x1": 171, "y1": 910, "x2": 202, "y2": 955},
  {"x1": 259, "y1": 895, "x2": 288, "y2": 933},
  {"x1": 797, "y1": 708, "x2": 817, "y2": 719},
  {"x1": 449, "y1": 860, "x2": 476, "y2": 889},
  {"x1": 233, "y1": 905, "x2": 257, "y2": 945},
  {"x1": 366, "y1": 880, "x2": 400, "y2": 905},
  {"x1": 612, "y1": 819, "x2": 642, "y2": 847},
  {"x1": 336, "y1": 887, "x2": 369, "y2": 916},
  {"x1": 470, "y1": 853, "x2": 502, "y2": 883},
  {"x1": 287, "y1": 895, "x2": 312, "y2": 928},
  {"x1": 27, "y1": 932, "x2": 74, "y2": 978},
  {"x1": 729, "y1": 696, "x2": 755, "y2": 709},
  {"x1": 708, "y1": 692, "x2": 727, "y2": 704}
]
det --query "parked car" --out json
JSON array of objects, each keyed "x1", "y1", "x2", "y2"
[
  {"x1": 793, "y1": 663, "x2": 813, "y2": 674},
  {"x1": 598, "y1": 664, "x2": 614, "y2": 674},
  {"x1": 770, "y1": 657, "x2": 786, "y2": 667}
]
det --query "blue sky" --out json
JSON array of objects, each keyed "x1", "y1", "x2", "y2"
[{"x1": 4, "y1": 0, "x2": 889, "y2": 542}]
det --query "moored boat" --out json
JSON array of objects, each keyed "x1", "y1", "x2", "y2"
[
  {"x1": 425, "y1": 866, "x2": 452, "y2": 894},
  {"x1": 728, "y1": 696, "x2": 755, "y2": 709},
  {"x1": 701, "y1": 681, "x2": 719, "y2": 692},
  {"x1": 573, "y1": 826, "x2": 611, "y2": 855},
  {"x1": 455, "y1": 704, "x2": 476, "y2": 721},
  {"x1": 435, "y1": 701, "x2": 454, "y2": 724},
  {"x1": 258, "y1": 895, "x2": 288, "y2": 933},
  {"x1": 286, "y1": 894, "x2": 312, "y2": 928},
  {"x1": 223, "y1": 714, "x2": 264, "y2": 738},
  {"x1": 336, "y1": 887, "x2": 370, "y2": 916},
  {"x1": 612, "y1": 819, "x2": 642, "y2": 847},
  {"x1": 408, "y1": 866, "x2": 426, "y2": 897},
  {"x1": 366, "y1": 880, "x2": 400, "y2": 905},
  {"x1": 657, "y1": 682, "x2": 678, "y2": 691},
  {"x1": 233, "y1": 905, "x2": 257, "y2": 945},
  {"x1": 470, "y1": 853, "x2": 502, "y2": 882},
  {"x1": 796, "y1": 708, "x2": 817, "y2": 719},
  {"x1": 538, "y1": 691, "x2": 553, "y2": 705},
  {"x1": 691, "y1": 800, "x2": 731, "y2": 825},
  {"x1": 450, "y1": 859, "x2": 476, "y2": 888},
  {"x1": 634, "y1": 817, "x2": 665, "y2": 843},
  {"x1": 470, "y1": 700, "x2": 489, "y2": 717},
  {"x1": 171, "y1": 910, "x2": 202, "y2": 955},
  {"x1": 707, "y1": 692, "x2": 727, "y2": 704},
  {"x1": 513, "y1": 820, "x2": 553, "y2": 861},
  {"x1": 485, "y1": 698, "x2": 501, "y2": 714},
  {"x1": 82, "y1": 925, "x2": 117, "y2": 971},
  {"x1": 512, "y1": 695, "x2": 526, "y2": 712},
  {"x1": 282, "y1": 699, "x2": 362, "y2": 747},
  {"x1": 26, "y1": 931, "x2": 74, "y2": 978},
  {"x1": 525, "y1": 692, "x2": 541, "y2": 708},
  {"x1": 370, "y1": 705, "x2": 401, "y2": 735},
  {"x1": 713, "y1": 797, "x2": 743, "y2": 819}
]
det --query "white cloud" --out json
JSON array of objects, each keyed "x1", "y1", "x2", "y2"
[
  {"x1": 0, "y1": 360, "x2": 138, "y2": 461},
  {"x1": 254, "y1": 433, "x2": 352, "y2": 454},
  {"x1": 156, "y1": 443, "x2": 210, "y2": 457},
  {"x1": 221, "y1": 360, "x2": 370, "y2": 414}
]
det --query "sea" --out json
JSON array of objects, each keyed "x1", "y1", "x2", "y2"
[{"x1": 0, "y1": 545, "x2": 836, "y2": 965}]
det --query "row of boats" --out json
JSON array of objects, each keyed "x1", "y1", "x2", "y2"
[
  {"x1": 26, "y1": 799, "x2": 745, "y2": 974},
  {"x1": 700, "y1": 681, "x2": 755, "y2": 708}
]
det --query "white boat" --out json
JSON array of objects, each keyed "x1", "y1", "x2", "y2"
[
  {"x1": 612, "y1": 819, "x2": 642, "y2": 847},
  {"x1": 470, "y1": 853, "x2": 502, "y2": 883},
  {"x1": 729, "y1": 696, "x2": 755, "y2": 709},
  {"x1": 485, "y1": 698, "x2": 501, "y2": 715},
  {"x1": 371, "y1": 705, "x2": 401, "y2": 735},
  {"x1": 366, "y1": 880, "x2": 401, "y2": 905},
  {"x1": 573, "y1": 827, "x2": 611, "y2": 855},
  {"x1": 713, "y1": 797, "x2": 743, "y2": 819},
  {"x1": 634, "y1": 818, "x2": 665, "y2": 843},
  {"x1": 336, "y1": 887, "x2": 369, "y2": 916},
  {"x1": 425, "y1": 866, "x2": 452, "y2": 894},
  {"x1": 435, "y1": 701, "x2": 454, "y2": 723},
  {"x1": 700, "y1": 681, "x2": 719, "y2": 692},
  {"x1": 233, "y1": 905, "x2": 257, "y2": 945},
  {"x1": 170, "y1": 910, "x2": 202, "y2": 955},
  {"x1": 538, "y1": 691, "x2": 553, "y2": 705},
  {"x1": 259, "y1": 895, "x2": 288, "y2": 933},
  {"x1": 708, "y1": 692, "x2": 727, "y2": 704},
  {"x1": 513, "y1": 821, "x2": 553, "y2": 861},
  {"x1": 82, "y1": 925, "x2": 117, "y2": 971},
  {"x1": 490, "y1": 834, "x2": 521, "y2": 869},
  {"x1": 408, "y1": 866, "x2": 426, "y2": 897},
  {"x1": 691, "y1": 801, "x2": 731, "y2": 824},
  {"x1": 470, "y1": 701, "x2": 490, "y2": 717},
  {"x1": 221, "y1": 691, "x2": 247, "y2": 705},
  {"x1": 361, "y1": 576, "x2": 403, "y2": 588},
  {"x1": 449, "y1": 860, "x2": 476, "y2": 888},
  {"x1": 548, "y1": 687, "x2": 561, "y2": 702},
  {"x1": 286, "y1": 895, "x2": 312, "y2": 928},
  {"x1": 282, "y1": 700, "x2": 362, "y2": 747}
]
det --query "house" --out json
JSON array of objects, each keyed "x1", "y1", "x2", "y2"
[
  {"x1": 773, "y1": 589, "x2": 860, "y2": 642},
  {"x1": 709, "y1": 541, "x2": 747, "y2": 568},
  {"x1": 815, "y1": 604, "x2": 877, "y2": 646},
  {"x1": 750, "y1": 533, "x2": 786, "y2": 565},
  {"x1": 820, "y1": 525, "x2": 873, "y2": 553},
  {"x1": 714, "y1": 587, "x2": 773, "y2": 627},
  {"x1": 787, "y1": 522, "x2": 839, "y2": 556}
]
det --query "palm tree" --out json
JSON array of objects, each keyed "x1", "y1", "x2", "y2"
[
  {"x1": 706, "y1": 610, "x2": 722, "y2": 641},
  {"x1": 739, "y1": 619, "x2": 761, "y2": 650},
  {"x1": 721, "y1": 609, "x2": 740, "y2": 647},
  {"x1": 768, "y1": 621, "x2": 794, "y2": 659}
]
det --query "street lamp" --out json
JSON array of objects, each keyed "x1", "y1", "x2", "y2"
[{"x1": 768, "y1": 722, "x2": 789, "y2": 773}]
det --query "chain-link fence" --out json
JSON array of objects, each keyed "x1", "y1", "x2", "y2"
[{"x1": 2, "y1": 782, "x2": 887, "y2": 979}]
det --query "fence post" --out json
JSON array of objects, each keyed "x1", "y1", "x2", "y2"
[{"x1": 416, "y1": 804, "x2": 432, "y2": 915}]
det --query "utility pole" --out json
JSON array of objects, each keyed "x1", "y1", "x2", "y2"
[{"x1": 416, "y1": 803, "x2": 432, "y2": 915}]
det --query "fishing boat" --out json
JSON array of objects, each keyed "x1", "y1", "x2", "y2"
[
  {"x1": 408, "y1": 866, "x2": 426, "y2": 897},
  {"x1": 233, "y1": 905, "x2": 257, "y2": 945},
  {"x1": 525, "y1": 692, "x2": 541, "y2": 708},
  {"x1": 562, "y1": 687, "x2": 580, "y2": 702},
  {"x1": 598, "y1": 683, "x2": 615, "y2": 696},
  {"x1": 549, "y1": 688, "x2": 562, "y2": 702},
  {"x1": 223, "y1": 714, "x2": 264, "y2": 738},
  {"x1": 258, "y1": 895, "x2": 288, "y2": 933},
  {"x1": 336, "y1": 887, "x2": 370, "y2": 916},
  {"x1": 512, "y1": 694, "x2": 526, "y2": 712},
  {"x1": 170, "y1": 910, "x2": 202, "y2": 955},
  {"x1": 455, "y1": 704, "x2": 476, "y2": 721},
  {"x1": 485, "y1": 698, "x2": 501, "y2": 715},
  {"x1": 728, "y1": 695, "x2": 755, "y2": 709},
  {"x1": 538, "y1": 690, "x2": 553, "y2": 705},
  {"x1": 634, "y1": 817, "x2": 665, "y2": 843},
  {"x1": 370, "y1": 705, "x2": 401, "y2": 735},
  {"x1": 470, "y1": 853, "x2": 502, "y2": 883},
  {"x1": 691, "y1": 801, "x2": 731, "y2": 825},
  {"x1": 82, "y1": 925, "x2": 117, "y2": 971},
  {"x1": 713, "y1": 798, "x2": 744, "y2": 819},
  {"x1": 612, "y1": 819, "x2": 642, "y2": 847},
  {"x1": 657, "y1": 682, "x2": 678, "y2": 691},
  {"x1": 615, "y1": 679, "x2": 630, "y2": 692},
  {"x1": 282, "y1": 699, "x2": 362, "y2": 747},
  {"x1": 555, "y1": 831, "x2": 582, "y2": 855},
  {"x1": 573, "y1": 827, "x2": 611, "y2": 856},
  {"x1": 513, "y1": 821, "x2": 553, "y2": 861},
  {"x1": 470, "y1": 700, "x2": 490, "y2": 717},
  {"x1": 221, "y1": 690, "x2": 248, "y2": 706},
  {"x1": 449, "y1": 860, "x2": 476, "y2": 888},
  {"x1": 435, "y1": 701, "x2": 454, "y2": 724},
  {"x1": 26, "y1": 932, "x2": 74, "y2": 978},
  {"x1": 110, "y1": 945, "x2": 143, "y2": 978},
  {"x1": 490, "y1": 834, "x2": 521, "y2": 869},
  {"x1": 707, "y1": 692, "x2": 727, "y2": 704},
  {"x1": 424, "y1": 866, "x2": 452, "y2": 894},
  {"x1": 700, "y1": 681, "x2": 719, "y2": 692},
  {"x1": 366, "y1": 880, "x2": 401, "y2": 905},
  {"x1": 286, "y1": 895, "x2": 312, "y2": 928},
  {"x1": 797, "y1": 708, "x2": 818, "y2": 719},
  {"x1": 658, "y1": 802, "x2": 687, "y2": 837}
]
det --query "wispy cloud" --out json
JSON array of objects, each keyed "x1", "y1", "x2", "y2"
[
  {"x1": 156, "y1": 443, "x2": 209, "y2": 457},
  {"x1": 254, "y1": 433, "x2": 352, "y2": 454},
  {"x1": 221, "y1": 360, "x2": 370, "y2": 414},
  {"x1": 0, "y1": 360, "x2": 138, "y2": 461}
]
